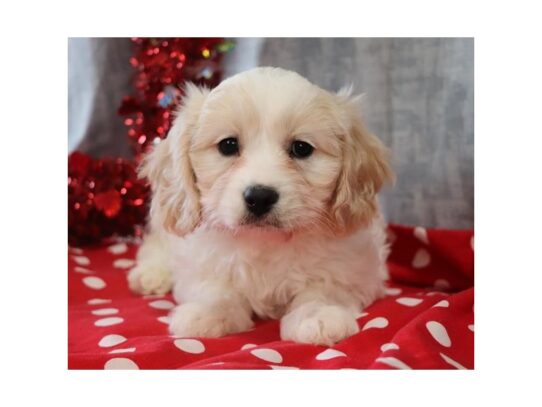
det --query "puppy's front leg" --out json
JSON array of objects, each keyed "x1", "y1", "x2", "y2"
[
  {"x1": 128, "y1": 232, "x2": 172, "y2": 295},
  {"x1": 280, "y1": 288, "x2": 360, "y2": 346},
  {"x1": 169, "y1": 284, "x2": 254, "y2": 338}
]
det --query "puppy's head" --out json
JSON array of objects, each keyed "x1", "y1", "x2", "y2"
[{"x1": 142, "y1": 67, "x2": 393, "y2": 237}]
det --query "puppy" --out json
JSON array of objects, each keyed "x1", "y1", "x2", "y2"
[{"x1": 128, "y1": 67, "x2": 394, "y2": 346}]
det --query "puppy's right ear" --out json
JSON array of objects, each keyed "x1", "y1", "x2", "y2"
[
  {"x1": 139, "y1": 83, "x2": 209, "y2": 235},
  {"x1": 329, "y1": 91, "x2": 394, "y2": 233}
]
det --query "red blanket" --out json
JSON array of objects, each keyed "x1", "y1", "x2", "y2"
[{"x1": 68, "y1": 224, "x2": 474, "y2": 369}]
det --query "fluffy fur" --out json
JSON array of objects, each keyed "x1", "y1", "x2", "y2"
[{"x1": 128, "y1": 67, "x2": 394, "y2": 346}]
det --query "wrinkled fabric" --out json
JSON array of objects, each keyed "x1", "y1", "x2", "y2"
[{"x1": 68, "y1": 224, "x2": 474, "y2": 370}]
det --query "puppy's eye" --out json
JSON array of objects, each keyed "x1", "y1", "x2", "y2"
[
  {"x1": 290, "y1": 140, "x2": 314, "y2": 159},
  {"x1": 218, "y1": 137, "x2": 239, "y2": 156}
]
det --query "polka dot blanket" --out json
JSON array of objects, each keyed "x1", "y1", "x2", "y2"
[{"x1": 68, "y1": 224, "x2": 474, "y2": 369}]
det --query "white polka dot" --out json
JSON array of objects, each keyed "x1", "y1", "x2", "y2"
[
  {"x1": 91, "y1": 308, "x2": 119, "y2": 316},
  {"x1": 414, "y1": 226, "x2": 429, "y2": 244},
  {"x1": 385, "y1": 287, "x2": 402, "y2": 296},
  {"x1": 98, "y1": 334, "x2": 127, "y2": 348},
  {"x1": 74, "y1": 266, "x2": 93, "y2": 274},
  {"x1": 94, "y1": 317, "x2": 124, "y2": 327},
  {"x1": 380, "y1": 343, "x2": 399, "y2": 352},
  {"x1": 412, "y1": 248, "x2": 431, "y2": 268},
  {"x1": 376, "y1": 357, "x2": 411, "y2": 369},
  {"x1": 426, "y1": 321, "x2": 452, "y2": 347},
  {"x1": 356, "y1": 312, "x2": 369, "y2": 318},
  {"x1": 315, "y1": 349, "x2": 347, "y2": 360},
  {"x1": 148, "y1": 299, "x2": 175, "y2": 310},
  {"x1": 269, "y1": 365, "x2": 299, "y2": 369},
  {"x1": 468, "y1": 324, "x2": 474, "y2": 332},
  {"x1": 82, "y1": 276, "x2": 106, "y2": 290},
  {"x1": 362, "y1": 317, "x2": 389, "y2": 331},
  {"x1": 157, "y1": 316, "x2": 170, "y2": 324},
  {"x1": 109, "y1": 347, "x2": 136, "y2": 354},
  {"x1": 396, "y1": 297, "x2": 423, "y2": 307},
  {"x1": 87, "y1": 298, "x2": 111, "y2": 305},
  {"x1": 434, "y1": 279, "x2": 451, "y2": 290},
  {"x1": 69, "y1": 247, "x2": 84, "y2": 254},
  {"x1": 72, "y1": 255, "x2": 90, "y2": 266},
  {"x1": 440, "y1": 353, "x2": 467, "y2": 369},
  {"x1": 241, "y1": 343, "x2": 257, "y2": 350},
  {"x1": 113, "y1": 258, "x2": 136, "y2": 269},
  {"x1": 250, "y1": 348, "x2": 283, "y2": 363},
  {"x1": 174, "y1": 338, "x2": 206, "y2": 354},
  {"x1": 104, "y1": 358, "x2": 139, "y2": 370},
  {"x1": 433, "y1": 300, "x2": 450, "y2": 308},
  {"x1": 108, "y1": 242, "x2": 128, "y2": 255}
]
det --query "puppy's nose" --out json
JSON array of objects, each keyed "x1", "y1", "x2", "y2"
[{"x1": 243, "y1": 185, "x2": 279, "y2": 217}]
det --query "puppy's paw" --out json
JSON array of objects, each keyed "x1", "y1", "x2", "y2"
[
  {"x1": 280, "y1": 304, "x2": 359, "y2": 346},
  {"x1": 169, "y1": 302, "x2": 254, "y2": 338},
  {"x1": 127, "y1": 264, "x2": 172, "y2": 295}
]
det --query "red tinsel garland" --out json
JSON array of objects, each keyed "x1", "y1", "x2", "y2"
[
  {"x1": 118, "y1": 37, "x2": 231, "y2": 161},
  {"x1": 68, "y1": 152, "x2": 150, "y2": 246},
  {"x1": 68, "y1": 38, "x2": 232, "y2": 246}
]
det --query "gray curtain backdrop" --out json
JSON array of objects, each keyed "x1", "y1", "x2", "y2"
[
  {"x1": 68, "y1": 38, "x2": 474, "y2": 229},
  {"x1": 68, "y1": 38, "x2": 134, "y2": 158}
]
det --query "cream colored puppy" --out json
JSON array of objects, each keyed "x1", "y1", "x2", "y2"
[{"x1": 128, "y1": 67, "x2": 394, "y2": 346}]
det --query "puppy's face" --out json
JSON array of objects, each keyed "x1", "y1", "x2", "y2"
[
  {"x1": 142, "y1": 68, "x2": 393, "y2": 237},
  {"x1": 191, "y1": 71, "x2": 345, "y2": 233}
]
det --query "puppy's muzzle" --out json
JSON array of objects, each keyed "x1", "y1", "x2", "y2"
[{"x1": 243, "y1": 185, "x2": 279, "y2": 217}]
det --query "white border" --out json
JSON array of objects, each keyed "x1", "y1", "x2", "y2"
[{"x1": 3, "y1": 0, "x2": 542, "y2": 406}]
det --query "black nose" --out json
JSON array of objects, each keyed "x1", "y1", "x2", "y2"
[{"x1": 243, "y1": 185, "x2": 279, "y2": 217}]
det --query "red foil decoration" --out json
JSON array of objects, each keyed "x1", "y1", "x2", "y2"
[
  {"x1": 69, "y1": 38, "x2": 232, "y2": 246},
  {"x1": 68, "y1": 152, "x2": 150, "y2": 246},
  {"x1": 118, "y1": 37, "x2": 231, "y2": 161}
]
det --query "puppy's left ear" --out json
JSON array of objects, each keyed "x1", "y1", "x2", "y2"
[
  {"x1": 330, "y1": 93, "x2": 395, "y2": 232},
  {"x1": 140, "y1": 83, "x2": 209, "y2": 235}
]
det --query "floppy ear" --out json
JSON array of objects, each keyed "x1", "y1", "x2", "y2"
[
  {"x1": 330, "y1": 94, "x2": 394, "y2": 232},
  {"x1": 139, "y1": 83, "x2": 209, "y2": 235}
]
